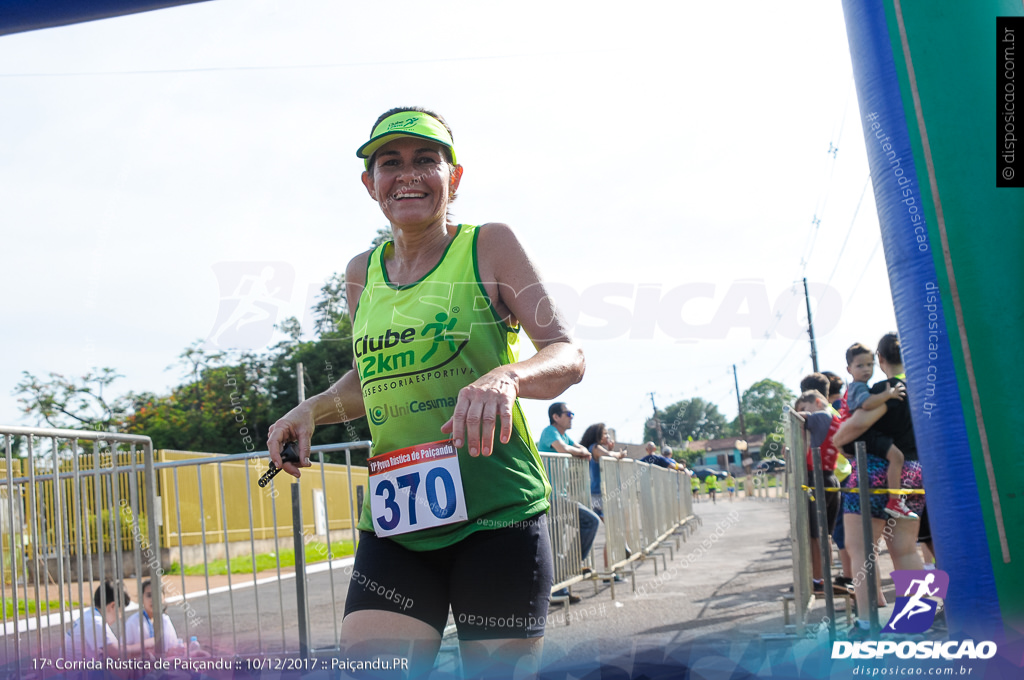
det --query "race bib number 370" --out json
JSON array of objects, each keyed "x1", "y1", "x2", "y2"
[{"x1": 368, "y1": 440, "x2": 467, "y2": 537}]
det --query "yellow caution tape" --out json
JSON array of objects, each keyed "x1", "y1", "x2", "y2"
[{"x1": 801, "y1": 485, "x2": 925, "y2": 495}]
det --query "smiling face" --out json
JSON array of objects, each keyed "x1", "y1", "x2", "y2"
[
  {"x1": 847, "y1": 350, "x2": 874, "y2": 384},
  {"x1": 361, "y1": 137, "x2": 462, "y2": 229}
]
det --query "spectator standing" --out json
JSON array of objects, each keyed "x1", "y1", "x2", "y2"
[
  {"x1": 793, "y1": 390, "x2": 850, "y2": 596},
  {"x1": 638, "y1": 442, "x2": 675, "y2": 470},
  {"x1": 834, "y1": 333, "x2": 925, "y2": 637},
  {"x1": 822, "y1": 371, "x2": 845, "y2": 412},
  {"x1": 842, "y1": 343, "x2": 917, "y2": 519},
  {"x1": 578, "y1": 425, "x2": 627, "y2": 517},
  {"x1": 579, "y1": 423, "x2": 628, "y2": 581},
  {"x1": 538, "y1": 403, "x2": 601, "y2": 604},
  {"x1": 799, "y1": 373, "x2": 830, "y2": 398},
  {"x1": 823, "y1": 371, "x2": 854, "y2": 589}
]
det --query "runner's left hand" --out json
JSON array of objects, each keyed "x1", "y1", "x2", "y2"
[{"x1": 441, "y1": 368, "x2": 519, "y2": 457}]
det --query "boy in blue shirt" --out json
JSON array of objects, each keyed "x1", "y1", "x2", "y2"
[{"x1": 842, "y1": 343, "x2": 918, "y2": 519}]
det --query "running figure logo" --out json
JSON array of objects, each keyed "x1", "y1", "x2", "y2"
[
  {"x1": 206, "y1": 262, "x2": 294, "y2": 349},
  {"x1": 883, "y1": 569, "x2": 949, "y2": 634},
  {"x1": 420, "y1": 312, "x2": 459, "y2": 362}
]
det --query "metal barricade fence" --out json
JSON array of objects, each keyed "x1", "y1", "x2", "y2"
[
  {"x1": 540, "y1": 454, "x2": 590, "y2": 594},
  {"x1": 637, "y1": 464, "x2": 657, "y2": 551},
  {"x1": 782, "y1": 409, "x2": 814, "y2": 635},
  {"x1": 651, "y1": 466, "x2": 681, "y2": 549},
  {"x1": 0, "y1": 426, "x2": 372, "y2": 668},
  {"x1": 636, "y1": 465, "x2": 670, "y2": 571},
  {"x1": 620, "y1": 460, "x2": 644, "y2": 565},
  {"x1": 3, "y1": 425, "x2": 703, "y2": 665},
  {"x1": 1, "y1": 426, "x2": 160, "y2": 675},
  {"x1": 150, "y1": 441, "x2": 370, "y2": 658},
  {"x1": 595, "y1": 458, "x2": 699, "y2": 586}
]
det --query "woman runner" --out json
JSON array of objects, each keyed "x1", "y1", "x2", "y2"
[{"x1": 268, "y1": 107, "x2": 584, "y2": 678}]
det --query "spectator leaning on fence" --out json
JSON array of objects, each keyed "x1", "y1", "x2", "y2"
[
  {"x1": 822, "y1": 370, "x2": 855, "y2": 591},
  {"x1": 538, "y1": 403, "x2": 590, "y2": 461},
  {"x1": 267, "y1": 107, "x2": 586, "y2": 677},
  {"x1": 538, "y1": 403, "x2": 601, "y2": 604},
  {"x1": 793, "y1": 390, "x2": 851, "y2": 596},
  {"x1": 578, "y1": 424, "x2": 627, "y2": 517},
  {"x1": 639, "y1": 442, "x2": 677, "y2": 470}
]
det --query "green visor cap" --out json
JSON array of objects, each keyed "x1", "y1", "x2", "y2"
[{"x1": 356, "y1": 112, "x2": 457, "y2": 169}]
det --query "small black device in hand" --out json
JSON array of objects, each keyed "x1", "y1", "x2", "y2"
[{"x1": 258, "y1": 442, "x2": 301, "y2": 488}]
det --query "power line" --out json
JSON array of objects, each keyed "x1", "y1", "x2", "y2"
[
  {"x1": 822, "y1": 174, "x2": 871, "y2": 291},
  {"x1": 847, "y1": 239, "x2": 884, "y2": 305},
  {"x1": 0, "y1": 47, "x2": 626, "y2": 79}
]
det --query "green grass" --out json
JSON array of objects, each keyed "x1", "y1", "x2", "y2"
[
  {"x1": 3, "y1": 599, "x2": 80, "y2": 618},
  {"x1": 164, "y1": 539, "x2": 354, "y2": 576}
]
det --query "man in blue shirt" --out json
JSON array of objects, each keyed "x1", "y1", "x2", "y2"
[
  {"x1": 538, "y1": 403, "x2": 590, "y2": 458},
  {"x1": 538, "y1": 402, "x2": 600, "y2": 604}
]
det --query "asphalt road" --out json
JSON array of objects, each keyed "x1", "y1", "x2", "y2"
[{"x1": 174, "y1": 492, "x2": 827, "y2": 676}]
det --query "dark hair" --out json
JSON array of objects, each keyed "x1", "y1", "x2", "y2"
[
  {"x1": 799, "y1": 373, "x2": 829, "y2": 397},
  {"x1": 821, "y1": 371, "x2": 844, "y2": 399},
  {"x1": 93, "y1": 581, "x2": 130, "y2": 610},
  {"x1": 795, "y1": 390, "x2": 826, "y2": 409},
  {"x1": 366, "y1": 107, "x2": 458, "y2": 202},
  {"x1": 846, "y1": 342, "x2": 872, "y2": 366},
  {"x1": 877, "y1": 332, "x2": 902, "y2": 365},
  {"x1": 579, "y1": 423, "x2": 606, "y2": 450},
  {"x1": 548, "y1": 402, "x2": 568, "y2": 424}
]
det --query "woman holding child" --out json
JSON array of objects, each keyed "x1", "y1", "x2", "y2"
[{"x1": 833, "y1": 332, "x2": 925, "y2": 635}]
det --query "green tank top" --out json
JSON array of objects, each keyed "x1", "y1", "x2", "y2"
[{"x1": 352, "y1": 224, "x2": 551, "y2": 550}]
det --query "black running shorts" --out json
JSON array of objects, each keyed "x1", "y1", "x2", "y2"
[{"x1": 343, "y1": 513, "x2": 553, "y2": 640}]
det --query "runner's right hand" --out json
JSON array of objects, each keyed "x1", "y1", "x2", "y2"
[{"x1": 268, "y1": 405, "x2": 316, "y2": 478}]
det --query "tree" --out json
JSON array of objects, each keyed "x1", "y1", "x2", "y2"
[
  {"x1": 643, "y1": 398, "x2": 728, "y2": 445},
  {"x1": 264, "y1": 322, "x2": 371, "y2": 466},
  {"x1": 17, "y1": 272, "x2": 373, "y2": 463},
  {"x1": 732, "y1": 378, "x2": 794, "y2": 438},
  {"x1": 371, "y1": 225, "x2": 393, "y2": 248},
  {"x1": 310, "y1": 273, "x2": 346, "y2": 337},
  {"x1": 15, "y1": 367, "x2": 130, "y2": 431},
  {"x1": 121, "y1": 349, "x2": 274, "y2": 455}
]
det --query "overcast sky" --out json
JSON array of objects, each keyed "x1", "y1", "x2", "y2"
[{"x1": 0, "y1": 0, "x2": 898, "y2": 446}]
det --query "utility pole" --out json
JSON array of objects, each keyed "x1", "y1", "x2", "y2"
[
  {"x1": 648, "y1": 392, "x2": 664, "y2": 449},
  {"x1": 733, "y1": 364, "x2": 747, "y2": 439},
  {"x1": 803, "y1": 277, "x2": 820, "y2": 373}
]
